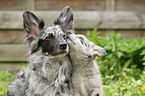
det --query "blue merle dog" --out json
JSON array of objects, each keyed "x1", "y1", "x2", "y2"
[{"x1": 7, "y1": 6, "x2": 74, "y2": 96}]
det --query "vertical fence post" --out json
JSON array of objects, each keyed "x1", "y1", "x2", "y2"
[
  {"x1": 30, "y1": 0, "x2": 35, "y2": 10},
  {"x1": 106, "y1": 0, "x2": 116, "y2": 11}
]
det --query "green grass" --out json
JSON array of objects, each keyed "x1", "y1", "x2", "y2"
[
  {"x1": 103, "y1": 73, "x2": 145, "y2": 96},
  {"x1": 0, "y1": 71, "x2": 16, "y2": 96},
  {"x1": 0, "y1": 70, "x2": 145, "y2": 96}
]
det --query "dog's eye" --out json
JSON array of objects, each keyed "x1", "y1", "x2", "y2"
[
  {"x1": 63, "y1": 34, "x2": 66, "y2": 38},
  {"x1": 79, "y1": 37, "x2": 83, "y2": 40},
  {"x1": 45, "y1": 33, "x2": 54, "y2": 40},
  {"x1": 67, "y1": 32, "x2": 72, "y2": 34}
]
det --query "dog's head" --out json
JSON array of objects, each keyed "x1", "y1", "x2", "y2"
[
  {"x1": 23, "y1": 6, "x2": 73, "y2": 57},
  {"x1": 68, "y1": 34, "x2": 107, "y2": 58}
]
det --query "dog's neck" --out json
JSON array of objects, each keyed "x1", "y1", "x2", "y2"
[{"x1": 29, "y1": 50, "x2": 71, "y2": 79}]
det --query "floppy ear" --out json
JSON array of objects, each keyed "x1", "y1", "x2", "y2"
[
  {"x1": 54, "y1": 6, "x2": 74, "y2": 33},
  {"x1": 23, "y1": 11, "x2": 45, "y2": 41}
]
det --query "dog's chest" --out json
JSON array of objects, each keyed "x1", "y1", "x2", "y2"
[
  {"x1": 29, "y1": 54, "x2": 71, "y2": 83},
  {"x1": 42, "y1": 60, "x2": 61, "y2": 79}
]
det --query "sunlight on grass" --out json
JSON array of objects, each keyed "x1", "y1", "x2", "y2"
[{"x1": 103, "y1": 74, "x2": 145, "y2": 96}]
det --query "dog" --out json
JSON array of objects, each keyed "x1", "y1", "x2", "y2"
[
  {"x1": 59, "y1": 7, "x2": 107, "y2": 96},
  {"x1": 7, "y1": 6, "x2": 74, "y2": 96},
  {"x1": 66, "y1": 34, "x2": 106, "y2": 96}
]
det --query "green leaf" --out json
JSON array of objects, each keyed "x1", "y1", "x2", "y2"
[{"x1": 123, "y1": 59, "x2": 132, "y2": 68}]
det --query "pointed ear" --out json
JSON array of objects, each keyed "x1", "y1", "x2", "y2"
[
  {"x1": 23, "y1": 11, "x2": 45, "y2": 40},
  {"x1": 54, "y1": 6, "x2": 74, "y2": 33}
]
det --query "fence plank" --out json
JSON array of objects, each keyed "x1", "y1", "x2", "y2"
[
  {"x1": 0, "y1": 0, "x2": 33, "y2": 10},
  {"x1": 0, "y1": 30, "x2": 25, "y2": 43},
  {"x1": 0, "y1": 44, "x2": 28, "y2": 61},
  {"x1": 0, "y1": 11, "x2": 56, "y2": 29},
  {"x1": 116, "y1": 0, "x2": 145, "y2": 12},
  {"x1": 106, "y1": 0, "x2": 115, "y2": 11},
  {"x1": 0, "y1": 11, "x2": 144, "y2": 29},
  {"x1": 35, "y1": 0, "x2": 105, "y2": 10}
]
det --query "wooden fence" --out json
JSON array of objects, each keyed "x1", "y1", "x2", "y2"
[{"x1": 0, "y1": 0, "x2": 145, "y2": 71}]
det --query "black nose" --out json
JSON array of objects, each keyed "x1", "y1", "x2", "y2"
[{"x1": 59, "y1": 43, "x2": 67, "y2": 50}]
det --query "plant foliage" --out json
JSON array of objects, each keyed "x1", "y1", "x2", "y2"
[
  {"x1": 0, "y1": 71, "x2": 16, "y2": 96},
  {"x1": 86, "y1": 28, "x2": 145, "y2": 80},
  {"x1": 86, "y1": 28, "x2": 145, "y2": 95}
]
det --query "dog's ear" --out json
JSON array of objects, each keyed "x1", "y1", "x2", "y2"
[
  {"x1": 23, "y1": 11, "x2": 45, "y2": 40},
  {"x1": 54, "y1": 6, "x2": 74, "y2": 33},
  {"x1": 23, "y1": 11, "x2": 45, "y2": 54}
]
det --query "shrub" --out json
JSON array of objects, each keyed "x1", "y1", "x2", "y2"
[{"x1": 86, "y1": 28, "x2": 145, "y2": 80}]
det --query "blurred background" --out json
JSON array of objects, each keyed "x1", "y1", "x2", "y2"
[
  {"x1": 0, "y1": 0, "x2": 145, "y2": 95},
  {"x1": 0, "y1": 0, "x2": 145, "y2": 71}
]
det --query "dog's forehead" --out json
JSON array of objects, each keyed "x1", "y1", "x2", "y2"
[
  {"x1": 45, "y1": 25, "x2": 64, "y2": 35},
  {"x1": 39, "y1": 25, "x2": 65, "y2": 39}
]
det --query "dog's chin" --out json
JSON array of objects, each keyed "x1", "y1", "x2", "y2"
[
  {"x1": 51, "y1": 52, "x2": 68, "y2": 58},
  {"x1": 44, "y1": 51, "x2": 68, "y2": 58}
]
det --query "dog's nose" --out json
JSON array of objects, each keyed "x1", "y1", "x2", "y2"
[{"x1": 59, "y1": 43, "x2": 67, "y2": 50}]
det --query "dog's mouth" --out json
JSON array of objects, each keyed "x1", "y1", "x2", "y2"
[
  {"x1": 51, "y1": 51, "x2": 68, "y2": 56},
  {"x1": 43, "y1": 51, "x2": 68, "y2": 58}
]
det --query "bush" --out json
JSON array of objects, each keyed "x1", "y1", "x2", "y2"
[{"x1": 86, "y1": 28, "x2": 145, "y2": 80}]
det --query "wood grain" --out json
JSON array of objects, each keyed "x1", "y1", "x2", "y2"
[
  {"x1": 35, "y1": 0, "x2": 105, "y2": 10},
  {"x1": 116, "y1": 0, "x2": 145, "y2": 12},
  {"x1": 0, "y1": 30, "x2": 25, "y2": 43},
  {"x1": 0, "y1": 44, "x2": 28, "y2": 62},
  {"x1": 0, "y1": 11, "x2": 145, "y2": 29},
  {"x1": 0, "y1": 0, "x2": 33, "y2": 10}
]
